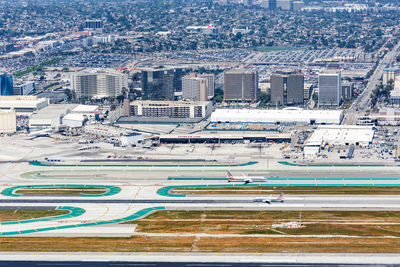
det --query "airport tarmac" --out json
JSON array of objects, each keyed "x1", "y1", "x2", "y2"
[
  {"x1": 2, "y1": 181, "x2": 400, "y2": 237},
  {"x1": 0, "y1": 252, "x2": 399, "y2": 265},
  {"x1": 2, "y1": 135, "x2": 400, "y2": 255}
]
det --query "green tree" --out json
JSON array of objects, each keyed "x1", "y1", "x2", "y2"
[
  {"x1": 214, "y1": 88, "x2": 224, "y2": 102},
  {"x1": 258, "y1": 92, "x2": 271, "y2": 107}
]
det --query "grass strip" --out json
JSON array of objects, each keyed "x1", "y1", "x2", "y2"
[
  {"x1": 0, "y1": 209, "x2": 69, "y2": 222},
  {"x1": 129, "y1": 210, "x2": 400, "y2": 237},
  {"x1": 15, "y1": 188, "x2": 107, "y2": 195},
  {"x1": 0, "y1": 236, "x2": 399, "y2": 253}
]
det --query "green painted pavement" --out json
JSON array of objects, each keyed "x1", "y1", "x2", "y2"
[
  {"x1": 0, "y1": 206, "x2": 85, "y2": 225},
  {"x1": 279, "y1": 161, "x2": 400, "y2": 167},
  {"x1": 168, "y1": 178, "x2": 228, "y2": 181},
  {"x1": 1, "y1": 184, "x2": 121, "y2": 197},
  {"x1": 0, "y1": 206, "x2": 165, "y2": 236},
  {"x1": 29, "y1": 161, "x2": 258, "y2": 168}
]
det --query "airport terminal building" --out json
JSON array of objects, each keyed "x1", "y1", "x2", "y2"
[
  {"x1": 158, "y1": 133, "x2": 291, "y2": 144},
  {"x1": 210, "y1": 108, "x2": 343, "y2": 125}
]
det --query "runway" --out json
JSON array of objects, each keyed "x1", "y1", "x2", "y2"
[
  {"x1": 0, "y1": 260, "x2": 380, "y2": 267},
  {"x1": 1, "y1": 196, "x2": 400, "y2": 207}
]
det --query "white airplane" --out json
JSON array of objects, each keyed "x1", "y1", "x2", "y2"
[
  {"x1": 254, "y1": 193, "x2": 284, "y2": 204},
  {"x1": 28, "y1": 128, "x2": 53, "y2": 139},
  {"x1": 226, "y1": 171, "x2": 268, "y2": 185}
]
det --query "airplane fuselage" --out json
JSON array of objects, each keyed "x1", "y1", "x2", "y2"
[
  {"x1": 253, "y1": 198, "x2": 284, "y2": 203},
  {"x1": 228, "y1": 177, "x2": 267, "y2": 184}
]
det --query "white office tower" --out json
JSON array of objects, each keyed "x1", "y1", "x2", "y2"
[
  {"x1": 182, "y1": 76, "x2": 208, "y2": 101},
  {"x1": 318, "y1": 71, "x2": 342, "y2": 107},
  {"x1": 71, "y1": 69, "x2": 128, "y2": 98}
]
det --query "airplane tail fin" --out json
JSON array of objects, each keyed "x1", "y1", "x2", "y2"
[
  {"x1": 227, "y1": 171, "x2": 233, "y2": 179},
  {"x1": 277, "y1": 193, "x2": 284, "y2": 200}
]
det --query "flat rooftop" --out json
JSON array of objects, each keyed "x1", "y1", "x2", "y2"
[
  {"x1": 72, "y1": 105, "x2": 99, "y2": 113},
  {"x1": 130, "y1": 100, "x2": 211, "y2": 106},
  {"x1": 30, "y1": 104, "x2": 77, "y2": 120},
  {"x1": 307, "y1": 125, "x2": 374, "y2": 146}
]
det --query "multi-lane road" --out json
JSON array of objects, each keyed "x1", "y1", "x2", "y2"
[{"x1": 343, "y1": 39, "x2": 400, "y2": 125}]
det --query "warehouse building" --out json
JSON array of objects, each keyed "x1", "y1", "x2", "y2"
[
  {"x1": 210, "y1": 108, "x2": 343, "y2": 125},
  {"x1": 303, "y1": 125, "x2": 374, "y2": 157},
  {"x1": 29, "y1": 104, "x2": 77, "y2": 130},
  {"x1": 62, "y1": 113, "x2": 88, "y2": 128},
  {"x1": 121, "y1": 132, "x2": 145, "y2": 147}
]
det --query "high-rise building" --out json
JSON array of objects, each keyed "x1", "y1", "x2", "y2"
[
  {"x1": 0, "y1": 73, "x2": 13, "y2": 96},
  {"x1": 13, "y1": 82, "x2": 35, "y2": 96},
  {"x1": 276, "y1": 0, "x2": 291, "y2": 10},
  {"x1": 342, "y1": 82, "x2": 354, "y2": 99},
  {"x1": 267, "y1": 0, "x2": 277, "y2": 9},
  {"x1": 199, "y1": 73, "x2": 215, "y2": 99},
  {"x1": 318, "y1": 71, "x2": 342, "y2": 107},
  {"x1": 141, "y1": 68, "x2": 174, "y2": 100},
  {"x1": 292, "y1": 0, "x2": 304, "y2": 11},
  {"x1": 182, "y1": 76, "x2": 208, "y2": 101},
  {"x1": 173, "y1": 68, "x2": 186, "y2": 92},
  {"x1": 270, "y1": 70, "x2": 304, "y2": 106},
  {"x1": 85, "y1": 20, "x2": 103, "y2": 30},
  {"x1": 224, "y1": 69, "x2": 259, "y2": 101},
  {"x1": 71, "y1": 69, "x2": 128, "y2": 99},
  {"x1": 383, "y1": 68, "x2": 400, "y2": 85}
]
